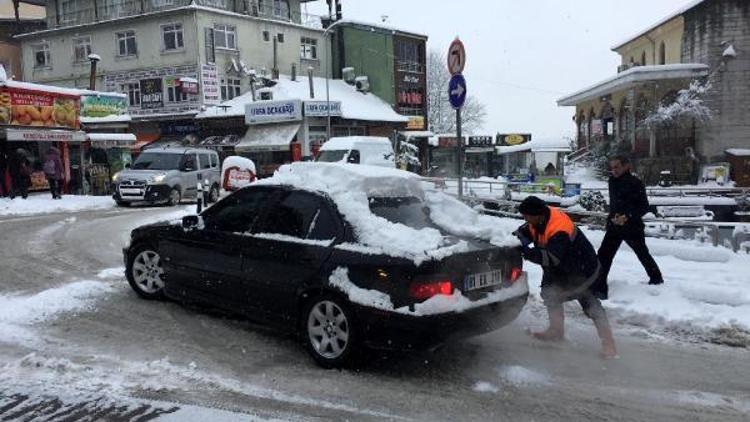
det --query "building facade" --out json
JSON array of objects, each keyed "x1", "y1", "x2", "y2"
[
  {"x1": 558, "y1": 0, "x2": 750, "y2": 185},
  {"x1": 0, "y1": 0, "x2": 46, "y2": 79},
  {"x1": 17, "y1": 0, "x2": 327, "y2": 144},
  {"x1": 330, "y1": 20, "x2": 428, "y2": 131}
]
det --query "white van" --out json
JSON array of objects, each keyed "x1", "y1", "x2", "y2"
[{"x1": 316, "y1": 136, "x2": 395, "y2": 168}]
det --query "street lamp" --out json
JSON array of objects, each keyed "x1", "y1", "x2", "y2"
[
  {"x1": 323, "y1": 18, "x2": 345, "y2": 141},
  {"x1": 87, "y1": 53, "x2": 101, "y2": 91}
]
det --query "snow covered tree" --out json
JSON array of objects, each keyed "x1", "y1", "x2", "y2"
[
  {"x1": 426, "y1": 50, "x2": 487, "y2": 134},
  {"x1": 645, "y1": 80, "x2": 712, "y2": 130},
  {"x1": 395, "y1": 141, "x2": 421, "y2": 170}
]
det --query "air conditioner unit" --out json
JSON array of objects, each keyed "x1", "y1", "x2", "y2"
[
  {"x1": 355, "y1": 76, "x2": 370, "y2": 92},
  {"x1": 342, "y1": 67, "x2": 356, "y2": 84}
]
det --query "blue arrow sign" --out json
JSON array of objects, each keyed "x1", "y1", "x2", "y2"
[{"x1": 448, "y1": 73, "x2": 467, "y2": 109}]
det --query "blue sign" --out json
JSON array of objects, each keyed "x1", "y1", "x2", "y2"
[{"x1": 448, "y1": 73, "x2": 467, "y2": 109}]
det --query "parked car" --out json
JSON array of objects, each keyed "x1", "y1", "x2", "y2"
[
  {"x1": 123, "y1": 163, "x2": 528, "y2": 368},
  {"x1": 112, "y1": 147, "x2": 221, "y2": 206},
  {"x1": 316, "y1": 136, "x2": 395, "y2": 168}
]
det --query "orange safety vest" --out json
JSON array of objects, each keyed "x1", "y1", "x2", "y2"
[{"x1": 528, "y1": 207, "x2": 576, "y2": 247}]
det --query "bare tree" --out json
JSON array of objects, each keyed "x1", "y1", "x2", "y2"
[{"x1": 426, "y1": 50, "x2": 487, "y2": 134}]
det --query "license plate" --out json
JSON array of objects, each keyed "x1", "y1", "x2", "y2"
[
  {"x1": 464, "y1": 269, "x2": 503, "y2": 291},
  {"x1": 120, "y1": 188, "x2": 142, "y2": 195}
]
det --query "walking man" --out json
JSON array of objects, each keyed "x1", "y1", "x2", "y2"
[
  {"x1": 8, "y1": 148, "x2": 30, "y2": 200},
  {"x1": 514, "y1": 196, "x2": 617, "y2": 359},
  {"x1": 43, "y1": 146, "x2": 64, "y2": 199},
  {"x1": 592, "y1": 155, "x2": 663, "y2": 300}
]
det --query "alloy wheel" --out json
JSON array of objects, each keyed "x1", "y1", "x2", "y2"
[
  {"x1": 307, "y1": 300, "x2": 350, "y2": 359},
  {"x1": 131, "y1": 250, "x2": 164, "y2": 294}
]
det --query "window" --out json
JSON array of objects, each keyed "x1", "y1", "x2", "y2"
[
  {"x1": 33, "y1": 43, "x2": 51, "y2": 68},
  {"x1": 151, "y1": 0, "x2": 174, "y2": 7},
  {"x1": 162, "y1": 23, "x2": 184, "y2": 51},
  {"x1": 214, "y1": 24, "x2": 236, "y2": 50},
  {"x1": 396, "y1": 40, "x2": 423, "y2": 73},
  {"x1": 210, "y1": 154, "x2": 218, "y2": 168},
  {"x1": 166, "y1": 78, "x2": 188, "y2": 103},
  {"x1": 204, "y1": 188, "x2": 272, "y2": 233},
  {"x1": 640, "y1": 51, "x2": 646, "y2": 66},
  {"x1": 276, "y1": 33, "x2": 284, "y2": 43},
  {"x1": 262, "y1": 31, "x2": 270, "y2": 42},
  {"x1": 659, "y1": 42, "x2": 666, "y2": 65},
  {"x1": 272, "y1": 0, "x2": 290, "y2": 19},
  {"x1": 300, "y1": 37, "x2": 318, "y2": 59},
  {"x1": 200, "y1": 154, "x2": 212, "y2": 170},
  {"x1": 120, "y1": 82, "x2": 140, "y2": 106},
  {"x1": 181, "y1": 154, "x2": 197, "y2": 170},
  {"x1": 60, "y1": 0, "x2": 78, "y2": 23},
  {"x1": 256, "y1": 191, "x2": 337, "y2": 240},
  {"x1": 220, "y1": 77, "x2": 241, "y2": 101},
  {"x1": 73, "y1": 36, "x2": 92, "y2": 63},
  {"x1": 116, "y1": 30, "x2": 137, "y2": 56}
]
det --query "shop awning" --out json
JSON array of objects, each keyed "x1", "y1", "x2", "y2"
[
  {"x1": 236, "y1": 123, "x2": 300, "y2": 152},
  {"x1": 87, "y1": 133, "x2": 136, "y2": 148},
  {"x1": 3, "y1": 128, "x2": 86, "y2": 142}
]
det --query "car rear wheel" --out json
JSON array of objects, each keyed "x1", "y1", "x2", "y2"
[
  {"x1": 167, "y1": 188, "x2": 181, "y2": 206},
  {"x1": 303, "y1": 295, "x2": 358, "y2": 368},
  {"x1": 126, "y1": 243, "x2": 165, "y2": 300},
  {"x1": 207, "y1": 184, "x2": 220, "y2": 203}
]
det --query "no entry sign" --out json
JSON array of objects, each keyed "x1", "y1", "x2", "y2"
[{"x1": 447, "y1": 38, "x2": 466, "y2": 75}]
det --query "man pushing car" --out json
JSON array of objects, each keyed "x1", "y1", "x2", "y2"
[{"x1": 513, "y1": 196, "x2": 617, "y2": 359}]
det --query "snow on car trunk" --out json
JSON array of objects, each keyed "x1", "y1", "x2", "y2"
[{"x1": 257, "y1": 162, "x2": 520, "y2": 265}]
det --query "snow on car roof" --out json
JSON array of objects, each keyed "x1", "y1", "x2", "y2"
[
  {"x1": 256, "y1": 162, "x2": 519, "y2": 265},
  {"x1": 322, "y1": 136, "x2": 392, "y2": 150}
]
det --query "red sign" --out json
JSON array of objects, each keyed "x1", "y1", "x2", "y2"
[
  {"x1": 223, "y1": 166, "x2": 256, "y2": 191},
  {"x1": 0, "y1": 86, "x2": 80, "y2": 129},
  {"x1": 447, "y1": 38, "x2": 466, "y2": 75},
  {"x1": 180, "y1": 80, "x2": 199, "y2": 95}
]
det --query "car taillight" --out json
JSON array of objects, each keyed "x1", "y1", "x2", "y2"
[
  {"x1": 508, "y1": 267, "x2": 523, "y2": 283},
  {"x1": 409, "y1": 280, "x2": 453, "y2": 300}
]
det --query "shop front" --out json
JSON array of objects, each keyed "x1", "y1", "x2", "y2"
[{"x1": 240, "y1": 100, "x2": 303, "y2": 177}]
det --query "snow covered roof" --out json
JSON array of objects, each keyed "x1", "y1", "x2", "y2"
[
  {"x1": 322, "y1": 136, "x2": 391, "y2": 150},
  {"x1": 557, "y1": 64, "x2": 709, "y2": 106},
  {"x1": 726, "y1": 148, "x2": 750, "y2": 157},
  {"x1": 611, "y1": 0, "x2": 706, "y2": 51},
  {"x1": 334, "y1": 19, "x2": 428, "y2": 39},
  {"x1": 496, "y1": 137, "x2": 571, "y2": 155},
  {"x1": 197, "y1": 74, "x2": 408, "y2": 123},
  {"x1": 81, "y1": 114, "x2": 131, "y2": 124},
  {"x1": 0, "y1": 80, "x2": 83, "y2": 97}
]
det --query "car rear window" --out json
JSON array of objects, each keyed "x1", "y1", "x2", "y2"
[{"x1": 368, "y1": 197, "x2": 438, "y2": 230}]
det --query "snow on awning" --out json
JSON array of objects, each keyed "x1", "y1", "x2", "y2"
[
  {"x1": 86, "y1": 133, "x2": 136, "y2": 147},
  {"x1": 496, "y1": 138, "x2": 571, "y2": 155},
  {"x1": 726, "y1": 148, "x2": 750, "y2": 157},
  {"x1": 557, "y1": 64, "x2": 709, "y2": 106},
  {"x1": 399, "y1": 130, "x2": 434, "y2": 142},
  {"x1": 235, "y1": 122, "x2": 300, "y2": 152}
]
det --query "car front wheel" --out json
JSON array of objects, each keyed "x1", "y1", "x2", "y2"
[
  {"x1": 167, "y1": 188, "x2": 181, "y2": 206},
  {"x1": 126, "y1": 244, "x2": 165, "y2": 300},
  {"x1": 303, "y1": 294, "x2": 358, "y2": 368}
]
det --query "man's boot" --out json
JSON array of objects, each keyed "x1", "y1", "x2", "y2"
[{"x1": 530, "y1": 306, "x2": 565, "y2": 341}]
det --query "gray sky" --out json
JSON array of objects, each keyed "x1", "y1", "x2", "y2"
[{"x1": 303, "y1": 0, "x2": 692, "y2": 138}]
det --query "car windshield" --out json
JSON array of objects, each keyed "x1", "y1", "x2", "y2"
[
  {"x1": 316, "y1": 150, "x2": 348, "y2": 163},
  {"x1": 131, "y1": 153, "x2": 182, "y2": 170},
  {"x1": 368, "y1": 196, "x2": 439, "y2": 231}
]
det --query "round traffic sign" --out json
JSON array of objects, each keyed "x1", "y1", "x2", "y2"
[
  {"x1": 448, "y1": 73, "x2": 467, "y2": 109},
  {"x1": 447, "y1": 38, "x2": 466, "y2": 75}
]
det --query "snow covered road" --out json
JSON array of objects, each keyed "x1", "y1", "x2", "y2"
[{"x1": 0, "y1": 207, "x2": 748, "y2": 421}]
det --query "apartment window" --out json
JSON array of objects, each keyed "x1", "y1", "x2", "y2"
[
  {"x1": 276, "y1": 33, "x2": 285, "y2": 43},
  {"x1": 262, "y1": 30, "x2": 270, "y2": 42},
  {"x1": 161, "y1": 23, "x2": 184, "y2": 51},
  {"x1": 214, "y1": 24, "x2": 236, "y2": 50},
  {"x1": 659, "y1": 42, "x2": 666, "y2": 65},
  {"x1": 166, "y1": 78, "x2": 188, "y2": 102},
  {"x1": 116, "y1": 30, "x2": 137, "y2": 56},
  {"x1": 273, "y1": 0, "x2": 290, "y2": 18},
  {"x1": 300, "y1": 37, "x2": 317, "y2": 59},
  {"x1": 73, "y1": 36, "x2": 92, "y2": 63},
  {"x1": 220, "y1": 77, "x2": 241, "y2": 101},
  {"x1": 396, "y1": 41, "x2": 423, "y2": 73},
  {"x1": 120, "y1": 82, "x2": 140, "y2": 106},
  {"x1": 151, "y1": 0, "x2": 174, "y2": 7},
  {"x1": 60, "y1": 0, "x2": 78, "y2": 23},
  {"x1": 33, "y1": 43, "x2": 51, "y2": 68}
]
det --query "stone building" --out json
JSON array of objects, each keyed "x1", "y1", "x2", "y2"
[{"x1": 558, "y1": 0, "x2": 749, "y2": 185}]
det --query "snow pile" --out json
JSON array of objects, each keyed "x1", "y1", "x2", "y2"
[
  {"x1": 97, "y1": 267, "x2": 125, "y2": 279},
  {"x1": 472, "y1": 381, "x2": 500, "y2": 393},
  {"x1": 328, "y1": 267, "x2": 529, "y2": 316},
  {"x1": 258, "y1": 162, "x2": 519, "y2": 264},
  {"x1": 496, "y1": 365, "x2": 550, "y2": 387},
  {"x1": 0, "y1": 195, "x2": 115, "y2": 216},
  {"x1": 0, "y1": 281, "x2": 113, "y2": 346}
]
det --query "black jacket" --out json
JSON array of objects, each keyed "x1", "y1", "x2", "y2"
[{"x1": 608, "y1": 172, "x2": 649, "y2": 230}]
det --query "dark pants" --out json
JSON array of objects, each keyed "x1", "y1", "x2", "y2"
[
  {"x1": 47, "y1": 177, "x2": 62, "y2": 198},
  {"x1": 9, "y1": 174, "x2": 28, "y2": 199},
  {"x1": 593, "y1": 226, "x2": 663, "y2": 295}
]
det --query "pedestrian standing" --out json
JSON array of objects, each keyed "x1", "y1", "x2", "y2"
[
  {"x1": 513, "y1": 196, "x2": 617, "y2": 359},
  {"x1": 591, "y1": 155, "x2": 663, "y2": 300},
  {"x1": 8, "y1": 148, "x2": 31, "y2": 200},
  {"x1": 0, "y1": 147, "x2": 8, "y2": 197},
  {"x1": 43, "y1": 146, "x2": 64, "y2": 199}
]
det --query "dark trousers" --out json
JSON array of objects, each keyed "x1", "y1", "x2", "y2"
[
  {"x1": 9, "y1": 174, "x2": 28, "y2": 199},
  {"x1": 593, "y1": 226, "x2": 663, "y2": 294},
  {"x1": 47, "y1": 177, "x2": 62, "y2": 198}
]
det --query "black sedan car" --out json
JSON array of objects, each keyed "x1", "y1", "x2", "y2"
[{"x1": 124, "y1": 182, "x2": 528, "y2": 368}]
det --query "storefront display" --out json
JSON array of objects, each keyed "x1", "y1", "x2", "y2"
[{"x1": 0, "y1": 85, "x2": 80, "y2": 129}]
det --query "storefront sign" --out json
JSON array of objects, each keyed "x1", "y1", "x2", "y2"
[
  {"x1": 5, "y1": 128, "x2": 86, "y2": 142},
  {"x1": 140, "y1": 78, "x2": 164, "y2": 109},
  {"x1": 406, "y1": 116, "x2": 425, "y2": 130},
  {"x1": 245, "y1": 100, "x2": 302, "y2": 124},
  {"x1": 498, "y1": 133, "x2": 531, "y2": 146},
  {"x1": 160, "y1": 120, "x2": 198, "y2": 136},
  {"x1": 0, "y1": 86, "x2": 80, "y2": 129},
  {"x1": 304, "y1": 101, "x2": 342, "y2": 117},
  {"x1": 81, "y1": 94, "x2": 127, "y2": 118},
  {"x1": 180, "y1": 78, "x2": 199, "y2": 94},
  {"x1": 468, "y1": 136, "x2": 494, "y2": 147},
  {"x1": 201, "y1": 64, "x2": 220, "y2": 105},
  {"x1": 438, "y1": 136, "x2": 464, "y2": 148},
  {"x1": 591, "y1": 119, "x2": 603, "y2": 136}
]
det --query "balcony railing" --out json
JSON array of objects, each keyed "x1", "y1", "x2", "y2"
[{"x1": 48, "y1": 0, "x2": 323, "y2": 29}]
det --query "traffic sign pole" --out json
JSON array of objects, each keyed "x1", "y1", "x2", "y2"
[
  {"x1": 456, "y1": 107, "x2": 463, "y2": 199},
  {"x1": 447, "y1": 38, "x2": 467, "y2": 199}
]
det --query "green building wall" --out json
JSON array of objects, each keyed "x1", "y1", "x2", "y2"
[{"x1": 332, "y1": 26, "x2": 396, "y2": 106}]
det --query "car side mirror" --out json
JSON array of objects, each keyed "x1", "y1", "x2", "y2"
[{"x1": 182, "y1": 215, "x2": 200, "y2": 230}]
